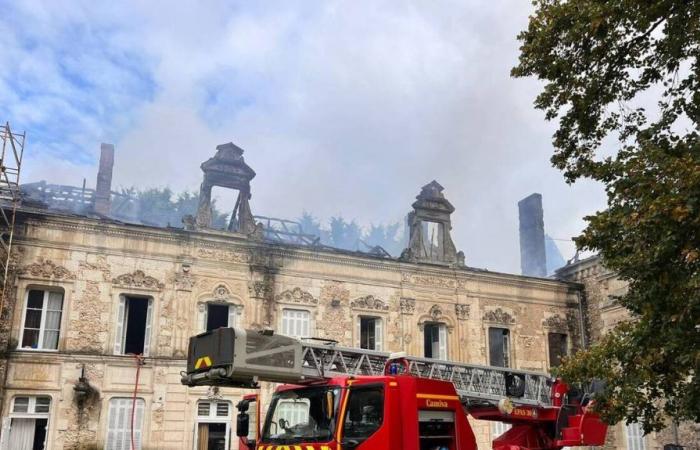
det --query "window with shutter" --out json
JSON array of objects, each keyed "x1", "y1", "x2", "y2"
[
  {"x1": 489, "y1": 327, "x2": 511, "y2": 368},
  {"x1": 114, "y1": 296, "x2": 153, "y2": 356},
  {"x1": 625, "y1": 423, "x2": 646, "y2": 450},
  {"x1": 547, "y1": 332, "x2": 568, "y2": 368},
  {"x1": 106, "y1": 398, "x2": 145, "y2": 450},
  {"x1": 281, "y1": 309, "x2": 310, "y2": 338},
  {"x1": 423, "y1": 323, "x2": 447, "y2": 359}
]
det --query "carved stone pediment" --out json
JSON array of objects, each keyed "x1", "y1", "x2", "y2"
[
  {"x1": 20, "y1": 258, "x2": 75, "y2": 280},
  {"x1": 275, "y1": 287, "x2": 317, "y2": 305},
  {"x1": 112, "y1": 270, "x2": 164, "y2": 291},
  {"x1": 542, "y1": 314, "x2": 570, "y2": 333},
  {"x1": 213, "y1": 284, "x2": 232, "y2": 301},
  {"x1": 351, "y1": 295, "x2": 389, "y2": 311},
  {"x1": 455, "y1": 304, "x2": 470, "y2": 320},
  {"x1": 400, "y1": 298, "x2": 415, "y2": 315},
  {"x1": 417, "y1": 303, "x2": 455, "y2": 334},
  {"x1": 429, "y1": 304, "x2": 443, "y2": 320},
  {"x1": 482, "y1": 307, "x2": 515, "y2": 325}
]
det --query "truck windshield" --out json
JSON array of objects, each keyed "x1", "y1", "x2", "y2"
[{"x1": 261, "y1": 386, "x2": 341, "y2": 444}]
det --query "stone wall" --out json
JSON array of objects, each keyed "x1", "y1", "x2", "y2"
[{"x1": 0, "y1": 212, "x2": 583, "y2": 450}]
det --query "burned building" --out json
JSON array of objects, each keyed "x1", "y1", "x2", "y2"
[{"x1": 0, "y1": 143, "x2": 588, "y2": 450}]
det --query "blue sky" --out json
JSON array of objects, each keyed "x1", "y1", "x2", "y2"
[{"x1": 0, "y1": 0, "x2": 606, "y2": 273}]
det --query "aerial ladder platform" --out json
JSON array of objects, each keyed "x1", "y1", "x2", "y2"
[{"x1": 182, "y1": 327, "x2": 607, "y2": 450}]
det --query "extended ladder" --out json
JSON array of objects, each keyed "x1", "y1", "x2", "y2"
[{"x1": 182, "y1": 328, "x2": 553, "y2": 408}]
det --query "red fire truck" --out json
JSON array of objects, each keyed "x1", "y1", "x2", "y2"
[{"x1": 182, "y1": 328, "x2": 607, "y2": 450}]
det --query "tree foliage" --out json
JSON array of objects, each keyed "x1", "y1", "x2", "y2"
[{"x1": 513, "y1": 0, "x2": 700, "y2": 431}]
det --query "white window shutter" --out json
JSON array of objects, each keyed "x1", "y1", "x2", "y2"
[
  {"x1": 438, "y1": 324, "x2": 447, "y2": 360},
  {"x1": 227, "y1": 305, "x2": 236, "y2": 328},
  {"x1": 375, "y1": 318, "x2": 383, "y2": 351},
  {"x1": 143, "y1": 299, "x2": 153, "y2": 357},
  {"x1": 356, "y1": 317, "x2": 361, "y2": 348},
  {"x1": 114, "y1": 297, "x2": 126, "y2": 355},
  {"x1": 199, "y1": 304, "x2": 208, "y2": 332}
]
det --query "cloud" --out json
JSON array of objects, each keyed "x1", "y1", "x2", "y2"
[{"x1": 1, "y1": 0, "x2": 606, "y2": 273}]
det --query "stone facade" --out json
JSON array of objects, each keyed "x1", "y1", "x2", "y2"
[
  {"x1": 557, "y1": 256, "x2": 699, "y2": 450},
  {"x1": 0, "y1": 210, "x2": 583, "y2": 450}
]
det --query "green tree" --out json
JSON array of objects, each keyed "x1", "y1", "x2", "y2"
[{"x1": 513, "y1": 0, "x2": 700, "y2": 432}]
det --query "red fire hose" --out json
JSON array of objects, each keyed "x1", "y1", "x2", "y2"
[{"x1": 131, "y1": 354, "x2": 145, "y2": 450}]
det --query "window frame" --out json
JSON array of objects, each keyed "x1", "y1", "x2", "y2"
[
  {"x1": 9, "y1": 395, "x2": 52, "y2": 419},
  {"x1": 357, "y1": 316, "x2": 383, "y2": 351},
  {"x1": 281, "y1": 308, "x2": 311, "y2": 338},
  {"x1": 105, "y1": 397, "x2": 146, "y2": 450},
  {"x1": 423, "y1": 322, "x2": 448, "y2": 360},
  {"x1": 625, "y1": 422, "x2": 646, "y2": 450},
  {"x1": 488, "y1": 327, "x2": 512, "y2": 368},
  {"x1": 546, "y1": 332, "x2": 569, "y2": 369},
  {"x1": 19, "y1": 288, "x2": 64, "y2": 352},
  {"x1": 194, "y1": 400, "x2": 232, "y2": 450},
  {"x1": 199, "y1": 302, "x2": 241, "y2": 333},
  {"x1": 113, "y1": 294, "x2": 154, "y2": 357}
]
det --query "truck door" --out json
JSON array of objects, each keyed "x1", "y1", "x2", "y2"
[{"x1": 339, "y1": 384, "x2": 388, "y2": 449}]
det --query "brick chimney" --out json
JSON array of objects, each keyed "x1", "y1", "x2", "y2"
[
  {"x1": 518, "y1": 193, "x2": 547, "y2": 277},
  {"x1": 94, "y1": 143, "x2": 114, "y2": 216}
]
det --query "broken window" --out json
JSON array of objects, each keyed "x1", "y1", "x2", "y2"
[
  {"x1": 200, "y1": 303, "x2": 239, "y2": 332},
  {"x1": 21, "y1": 289, "x2": 64, "y2": 350},
  {"x1": 281, "y1": 309, "x2": 310, "y2": 338},
  {"x1": 358, "y1": 317, "x2": 383, "y2": 351},
  {"x1": 421, "y1": 221, "x2": 444, "y2": 261},
  {"x1": 423, "y1": 322, "x2": 447, "y2": 359},
  {"x1": 547, "y1": 332, "x2": 568, "y2": 368},
  {"x1": 114, "y1": 296, "x2": 153, "y2": 356},
  {"x1": 489, "y1": 327, "x2": 511, "y2": 368}
]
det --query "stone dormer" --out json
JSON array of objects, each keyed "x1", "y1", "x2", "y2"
[{"x1": 401, "y1": 181, "x2": 464, "y2": 266}]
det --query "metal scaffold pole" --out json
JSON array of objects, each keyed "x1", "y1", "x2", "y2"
[{"x1": 0, "y1": 121, "x2": 25, "y2": 315}]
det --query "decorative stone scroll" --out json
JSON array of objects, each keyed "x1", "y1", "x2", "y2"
[
  {"x1": 248, "y1": 281, "x2": 272, "y2": 299},
  {"x1": 418, "y1": 303, "x2": 455, "y2": 334},
  {"x1": 112, "y1": 270, "x2": 164, "y2": 291},
  {"x1": 482, "y1": 307, "x2": 515, "y2": 325},
  {"x1": 20, "y1": 258, "x2": 75, "y2": 280},
  {"x1": 213, "y1": 284, "x2": 232, "y2": 301},
  {"x1": 275, "y1": 287, "x2": 317, "y2": 305},
  {"x1": 196, "y1": 247, "x2": 250, "y2": 264},
  {"x1": 351, "y1": 295, "x2": 389, "y2": 311},
  {"x1": 455, "y1": 304, "x2": 470, "y2": 320},
  {"x1": 174, "y1": 273, "x2": 195, "y2": 291},
  {"x1": 399, "y1": 298, "x2": 416, "y2": 315}
]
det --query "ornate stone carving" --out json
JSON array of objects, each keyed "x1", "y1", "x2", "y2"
[
  {"x1": 248, "y1": 281, "x2": 272, "y2": 298},
  {"x1": 112, "y1": 270, "x2": 164, "y2": 291},
  {"x1": 542, "y1": 314, "x2": 570, "y2": 333},
  {"x1": 213, "y1": 284, "x2": 232, "y2": 300},
  {"x1": 206, "y1": 386, "x2": 223, "y2": 400},
  {"x1": 174, "y1": 273, "x2": 195, "y2": 291},
  {"x1": 401, "y1": 273, "x2": 457, "y2": 289},
  {"x1": 520, "y1": 335, "x2": 536, "y2": 348},
  {"x1": 275, "y1": 287, "x2": 317, "y2": 305},
  {"x1": 429, "y1": 304, "x2": 443, "y2": 320},
  {"x1": 351, "y1": 295, "x2": 389, "y2": 311},
  {"x1": 20, "y1": 258, "x2": 75, "y2": 280},
  {"x1": 482, "y1": 307, "x2": 515, "y2": 325},
  {"x1": 78, "y1": 255, "x2": 111, "y2": 281},
  {"x1": 400, "y1": 298, "x2": 415, "y2": 315},
  {"x1": 455, "y1": 304, "x2": 470, "y2": 320},
  {"x1": 196, "y1": 247, "x2": 250, "y2": 263}
]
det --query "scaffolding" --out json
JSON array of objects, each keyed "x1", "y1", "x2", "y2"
[{"x1": 0, "y1": 122, "x2": 25, "y2": 304}]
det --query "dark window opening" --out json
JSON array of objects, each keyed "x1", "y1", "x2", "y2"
[
  {"x1": 548, "y1": 332, "x2": 568, "y2": 367},
  {"x1": 33, "y1": 418, "x2": 47, "y2": 450},
  {"x1": 360, "y1": 317, "x2": 377, "y2": 350},
  {"x1": 342, "y1": 386, "x2": 384, "y2": 444},
  {"x1": 423, "y1": 323, "x2": 442, "y2": 359},
  {"x1": 198, "y1": 422, "x2": 227, "y2": 450},
  {"x1": 124, "y1": 296, "x2": 148, "y2": 354},
  {"x1": 489, "y1": 327, "x2": 510, "y2": 368},
  {"x1": 421, "y1": 221, "x2": 444, "y2": 261},
  {"x1": 207, "y1": 304, "x2": 229, "y2": 331}
]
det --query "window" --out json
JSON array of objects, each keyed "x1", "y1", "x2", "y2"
[
  {"x1": 196, "y1": 401, "x2": 231, "y2": 450},
  {"x1": 281, "y1": 309, "x2": 310, "y2": 338},
  {"x1": 548, "y1": 332, "x2": 568, "y2": 368},
  {"x1": 105, "y1": 398, "x2": 145, "y2": 450},
  {"x1": 625, "y1": 423, "x2": 646, "y2": 450},
  {"x1": 201, "y1": 303, "x2": 239, "y2": 332},
  {"x1": 358, "y1": 317, "x2": 383, "y2": 351},
  {"x1": 489, "y1": 327, "x2": 511, "y2": 368},
  {"x1": 423, "y1": 323, "x2": 447, "y2": 359},
  {"x1": 342, "y1": 386, "x2": 384, "y2": 444},
  {"x1": 21, "y1": 289, "x2": 63, "y2": 350},
  {"x1": 3, "y1": 396, "x2": 51, "y2": 450},
  {"x1": 114, "y1": 296, "x2": 153, "y2": 356},
  {"x1": 422, "y1": 221, "x2": 444, "y2": 261}
]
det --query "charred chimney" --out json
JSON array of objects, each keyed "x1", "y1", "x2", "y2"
[{"x1": 94, "y1": 143, "x2": 114, "y2": 216}]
